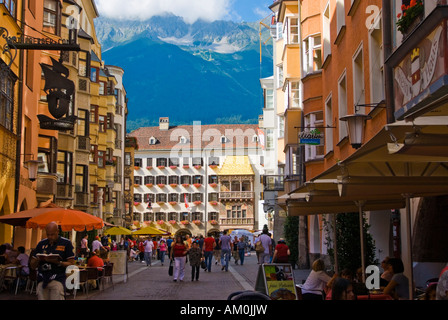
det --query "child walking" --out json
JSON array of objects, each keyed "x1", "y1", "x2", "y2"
[{"x1": 188, "y1": 240, "x2": 203, "y2": 281}]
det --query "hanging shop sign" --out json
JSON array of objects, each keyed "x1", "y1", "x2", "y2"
[
  {"x1": 298, "y1": 128, "x2": 324, "y2": 145},
  {"x1": 7, "y1": 35, "x2": 80, "y2": 51},
  {"x1": 39, "y1": 58, "x2": 76, "y2": 130}
]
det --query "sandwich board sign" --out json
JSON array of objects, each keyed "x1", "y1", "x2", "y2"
[{"x1": 255, "y1": 263, "x2": 298, "y2": 300}]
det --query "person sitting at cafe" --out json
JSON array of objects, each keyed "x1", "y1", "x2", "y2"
[
  {"x1": 87, "y1": 250, "x2": 105, "y2": 290},
  {"x1": 30, "y1": 222, "x2": 76, "y2": 300},
  {"x1": 14, "y1": 246, "x2": 29, "y2": 276},
  {"x1": 383, "y1": 257, "x2": 409, "y2": 300},
  {"x1": 331, "y1": 277, "x2": 355, "y2": 300},
  {"x1": 300, "y1": 258, "x2": 334, "y2": 300},
  {"x1": 0, "y1": 244, "x2": 7, "y2": 265}
]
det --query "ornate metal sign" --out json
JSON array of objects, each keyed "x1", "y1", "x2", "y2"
[{"x1": 39, "y1": 58, "x2": 77, "y2": 130}]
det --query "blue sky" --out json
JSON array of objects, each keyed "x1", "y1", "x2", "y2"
[{"x1": 95, "y1": 0, "x2": 272, "y2": 23}]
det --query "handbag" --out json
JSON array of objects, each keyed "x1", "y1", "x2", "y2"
[
  {"x1": 201, "y1": 259, "x2": 206, "y2": 269},
  {"x1": 168, "y1": 260, "x2": 173, "y2": 276}
]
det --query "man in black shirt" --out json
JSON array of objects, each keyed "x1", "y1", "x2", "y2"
[{"x1": 30, "y1": 221, "x2": 75, "y2": 300}]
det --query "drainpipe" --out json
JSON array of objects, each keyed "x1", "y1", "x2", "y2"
[
  {"x1": 14, "y1": 0, "x2": 26, "y2": 213},
  {"x1": 383, "y1": 0, "x2": 395, "y2": 124}
]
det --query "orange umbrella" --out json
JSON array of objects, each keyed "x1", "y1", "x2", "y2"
[
  {"x1": 25, "y1": 208, "x2": 104, "y2": 232},
  {"x1": 0, "y1": 203, "x2": 63, "y2": 227}
]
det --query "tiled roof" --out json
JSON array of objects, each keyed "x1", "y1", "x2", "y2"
[
  {"x1": 219, "y1": 156, "x2": 254, "y2": 175},
  {"x1": 128, "y1": 124, "x2": 261, "y2": 151}
]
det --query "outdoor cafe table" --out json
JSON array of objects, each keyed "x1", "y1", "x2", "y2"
[{"x1": 357, "y1": 291, "x2": 393, "y2": 300}]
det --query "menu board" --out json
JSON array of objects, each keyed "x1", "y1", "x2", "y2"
[
  {"x1": 108, "y1": 251, "x2": 127, "y2": 275},
  {"x1": 255, "y1": 263, "x2": 298, "y2": 300}
]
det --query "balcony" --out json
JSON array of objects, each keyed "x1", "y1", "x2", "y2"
[
  {"x1": 36, "y1": 173, "x2": 57, "y2": 203},
  {"x1": 219, "y1": 191, "x2": 254, "y2": 201},
  {"x1": 220, "y1": 218, "x2": 254, "y2": 226},
  {"x1": 263, "y1": 175, "x2": 284, "y2": 191}
]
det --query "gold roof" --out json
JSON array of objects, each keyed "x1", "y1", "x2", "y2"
[{"x1": 219, "y1": 156, "x2": 254, "y2": 175}]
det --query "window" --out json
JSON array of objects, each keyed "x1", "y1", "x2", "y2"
[
  {"x1": 156, "y1": 176, "x2": 167, "y2": 185},
  {"x1": 266, "y1": 129, "x2": 274, "y2": 150},
  {"x1": 168, "y1": 193, "x2": 178, "y2": 202},
  {"x1": 226, "y1": 206, "x2": 246, "y2": 219},
  {"x1": 134, "y1": 176, "x2": 142, "y2": 185},
  {"x1": 289, "y1": 81, "x2": 300, "y2": 108},
  {"x1": 192, "y1": 157, "x2": 203, "y2": 166},
  {"x1": 57, "y1": 151, "x2": 72, "y2": 184},
  {"x1": 168, "y1": 176, "x2": 179, "y2": 185},
  {"x1": 78, "y1": 51, "x2": 90, "y2": 78},
  {"x1": 124, "y1": 152, "x2": 131, "y2": 166},
  {"x1": 180, "y1": 193, "x2": 191, "y2": 203},
  {"x1": 208, "y1": 157, "x2": 219, "y2": 166},
  {"x1": 276, "y1": 22, "x2": 283, "y2": 40},
  {"x1": 156, "y1": 194, "x2": 167, "y2": 203},
  {"x1": 336, "y1": 0, "x2": 346, "y2": 35},
  {"x1": 156, "y1": 158, "x2": 167, "y2": 167},
  {"x1": 90, "y1": 185, "x2": 98, "y2": 204},
  {"x1": 276, "y1": 64, "x2": 284, "y2": 88},
  {"x1": 90, "y1": 67, "x2": 98, "y2": 82},
  {"x1": 38, "y1": 136, "x2": 57, "y2": 174},
  {"x1": 75, "y1": 165, "x2": 88, "y2": 193},
  {"x1": 288, "y1": 17, "x2": 299, "y2": 44},
  {"x1": 134, "y1": 193, "x2": 142, "y2": 203},
  {"x1": 279, "y1": 116, "x2": 285, "y2": 138},
  {"x1": 144, "y1": 176, "x2": 155, "y2": 185},
  {"x1": 265, "y1": 89, "x2": 274, "y2": 109},
  {"x1": 183, "y1": 157, "x2": 189, "y2": 166},
  {"x1": 77, "y1": 109, "x2": 89, "y2": 137},
  {"x1": 106, "y1": 113, "x2": 114, "y2": 129},
  {"x1": 208, "y1": 175, "x2": 218, "y2": 184},
  {"x1": 98, "y1": 115, "x2": 105, "y2": 132},
  {"x1": 146, "y1": 158, "x2": 153, "y2": 167},
  {"x1": 97, "y1": 150, "x2": 105, "y2": 168},
  {"x1": 1, "y1": 0, "x2": 17, "y2": 17},
  {"x1": 303, "y1": 35, "x2": 322, "y2": 74},
  {"x1": 90, "y1": 105, "x2": 98, "y2": 123},
  {"x1": 193, "y1": 193, "x2": 203, "y2": 202},
  {"x1": 193, "y1": 175, "x2": 203, "y2": 184},
  {"x1": 0, "y1": 67, "x2": 15, "y2": 131},
  {"x1": 181, "y1": 175, "x2": 191, "y2": 184},
  {"x1": 168, "y1": 212, "x2": 178, "y2": 221},
  {"x1": 169, "y1": 158, "x2": 179, "y2": 167},
  {"x1": 325, "y1": 95, "x2": 334, "y2": 154},
  {"x1": 144, "y1": 193, "x2": 155, "y2": 204},
  {"x1": 192, "y1": 212, "x2": 202, "y2": 221},
  {"x1": 124, "y1": 177, "x2": 130, "y2": 191},
  {"x1": 353, "y1": 46, "x2": 365, "y2": 113},
  {"x1": 323, "y1": 2, "x2": 331, "y2": 62},
  {"x1": 99, "y1": 82, "x2": 105, "y2": 95},
  {"x1": 43, "y1": 0, "x2": 59, "y2": 34},
  {"x1": 338, "y1": 72, "x2": 348, "y2": 140},
  {"x1": 369, "y1": 24, "x2": 384, "y2": 106}
]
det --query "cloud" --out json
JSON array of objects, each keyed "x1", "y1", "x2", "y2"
[{"x1": 95, "y1": 0, "x2": 233, "y2": 23}]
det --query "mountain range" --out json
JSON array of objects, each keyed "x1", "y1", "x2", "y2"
[{"x1": 94, "y1": 15, "x2": 273, "y2": 131}]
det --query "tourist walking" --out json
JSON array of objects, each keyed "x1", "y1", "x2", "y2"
[
  {"x1": 188, "y1": 240, "x2": 203, "y2": 281},
  {"x1": 203, "y1": 234, "x2": 215, "y2": 272},
  {"x1": 213, "y1": 236, "x2": 221, "y2": 266},
  {"x1": 258, "y1": 226, "x2": 272, "y2": 264},
  {"x1": 80, "y1": 234, "x2": 89, "y2": 257},
  {"x1": 237, "y1": 237, "x2": 247, "y2": 266},
  {"x1": 232, "y1": 236, "x2": 240, "y2": 265},
  {"x1": 219, "y1": 230, "x2": 232, "y2": 272},
  {"x1": 272, "y1": 238, "x2": 290, "y2": 263},
  {"x1": 143, "y1": 237, "x2": 154, "y2": 267},
  {"x1": 159, "y1": 239, "x2": 167, "y2": 265},
  {"x1": 170, "y1": 235, "x2": 188, "y2": 282}
]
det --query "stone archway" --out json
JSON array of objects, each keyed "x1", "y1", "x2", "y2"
[
  {"x1": 207, "y1": 228, "x2": 221, "y2": 238},
  {"x1": 174, "y1": 228, "x2": 192, "y2": 239}
]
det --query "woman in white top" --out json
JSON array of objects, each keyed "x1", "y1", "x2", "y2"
[{"x1": 301, "y1": 258, "x2": 333, "y2": 300}]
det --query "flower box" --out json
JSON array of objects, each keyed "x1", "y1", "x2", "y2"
[
  {"x1": 134, "y1": 184, "x2": 140, "y2": 187},
  {"x1": 133, "y1": 202, "x2": 140, "y2": 206},
  {"x1": 157, "y1": 166, "x2": 165, "y2": 169},
  {"x1": 396, "y1": 0, "x2": 424, "y2": 34},
  {"x1": 193, "y1": 220, "x2": 201, "y2": 225},
  {"x1": 169, "y1": 201, "x2": 177, "y2": 205},
  {"x1": 182, "y1": 165, "x2": 190, "y2": 169},
  {"x1": 134, "y1": 166, "x2": 140, "y2": 170},
  {"x1": 169, "y1": 220, "x2": 177, "y2": 225},
  {"x1": 209, "y1": 183, "x2": 217, "y2": 188},
  {"x1": 193, "y1": 201, "x2": 202, "y2": 205},
  {"x1": 145, "y1": 183, "x2": 153, "y2": 188},
  {"x1": 157, "y1": 201, "x2": 165, "y2": 205},
  {"x1": 210, "y1": 201, "x2": 218, "y2": 206},
  {"x1": 157, "y1": 184, "x2": 166, "y2": 188},
  {"x1": 169, "y1": 165, "x2": 178, "y2": 169},
  {"x1": 157, "y1": 220, "x2": 165, "y2": 225},
  {"x1": 180, "y1": 220, "x2": 189, "y2": 225},
  {"x1": 193, "y1": 183, "x2": 202, "y2": 188},
  {"x1": 182, "y1": 184, "x2": 190, "y2": 187},
  {"x1": 193, "y1": 165, "x2": 201, "y2": 169},
  {"x1": 209, "y1": 220, "x2": 218, "y2": 225},
  {"x1": 169, "y1": 184, "x2": 178, "y2": 188},
  {"x1": 146, "y1": 166, "x2": 153, "y2": 170},
  {"x1": 209, "y1": 164, "x2": 218, "y2": 169}
]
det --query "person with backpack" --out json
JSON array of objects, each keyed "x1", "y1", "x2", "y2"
[{"x1": 257, "y1": 225, "x2": 272, "y2": 264}]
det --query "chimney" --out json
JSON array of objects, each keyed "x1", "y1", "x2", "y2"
[{"x1": 159, "y1": 117, "x2": 169, "y2": 130}]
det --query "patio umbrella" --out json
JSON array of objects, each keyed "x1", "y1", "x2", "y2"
[
  {"x1": 25, "y1": 208, "x2": 104, "y2": 232},
  {"x1": 104, "y1": 226, "x2": 132, "y2": 236},
  {"x1": 132, "y1": 226, "x2": 169, "y2": 236},
  {"x1": 0, "y1": 203, "x2": 63, "y2": 227}
]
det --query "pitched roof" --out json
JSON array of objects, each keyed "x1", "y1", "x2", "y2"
[
  {"x1": 128, "y1": 124, "x2": 261, "y2": 151},
  {"x1": 219, "y1": 156, "x2": 254, "y2": 175}
]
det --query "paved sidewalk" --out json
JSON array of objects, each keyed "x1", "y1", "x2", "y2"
[{"x1": 0, "y1": 252, "x2": 311, "y2": 300}]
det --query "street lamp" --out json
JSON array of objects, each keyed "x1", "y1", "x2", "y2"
[
  {"x1": 26, "y1": 159, "x2": 40, "y2": 181},
  {"x1": 339, "y1": 114, "x2": 372, "y2": 149}
]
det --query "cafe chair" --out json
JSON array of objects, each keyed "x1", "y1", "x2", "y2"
[
  {"x1": 72, "y1": 269, "x2": 88, "y2": 299},
  {"x1": 3, "y1": 266, "x2": 22, "y2": 295},
  {"x1": 0, "y1": 267, "x2": 7, "y2": 292},
  {"x1": 26, "y1": 268, "x2": 38, "y2": 295},
  {"x1": 101, "y1": 263, "x2": 114, "y2": 291},
  {"x1": 86, "y1": 267, "x2": 101, "y2": 292}
]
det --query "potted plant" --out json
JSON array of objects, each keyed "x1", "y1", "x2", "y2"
[
  {"x1": 182, "y1": 165, "x2": 190, "y2": 169},
  {"x1": 169, "y1": 183, "x2": 178, "y2": 188},
  {"x1": 133, "y1": 201, "x2": 140, "y2": 206},
  {"x1": 209, "y1": 201, "x2": 218, "y2": 206},
  {"x1": 145, "y1": 183, "x2": 153, "y2": 188},
  {"x1": 146, "y1": 166, "x2": 153, "y2": 170},
  {"x1": 209, "y1": 220, "x2": 218, "y2": 225},
  {"x1": 180, "y1": 220, "x2": 189, "y2": 225},
  {"x1": 396, "y1": 0, "x2": 424, "y2": 34},
  {"x1": 209, "y1": 183, "x2": 217, "y2": 188},
  {"x1": 182, "y1": 184, "x2": 190, "y2": 187},
  {"x1": 209, "y1": 164, "x2": 218, "y2": 169},
  {"x1": 169, "y1": 201, "x2": 177, "y2": 206},
  {"x1": 157, "y1": 165, "x2": 165, "y2": 169},
  {"x1": 169, "y1": 165, "x2": 177, "y2": 169},
  {"x1": 193, "y1": 183, "x2": 202, "y2": 188},
  {"x1": 193, "y1": 165, "x2": 201, "y2": 169},
  {"x1": 193, "y1": 220, "x2": 201, "y2": 225},
  {"x1": 157, "y1": 183, "x2": 166, "y2": 188},
  {"x1": 157, "y1": 220, "x2": 165, "y2": 225},
  {"x1": 169, "y1": 220, "x2": 177, "y2": 225}
]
